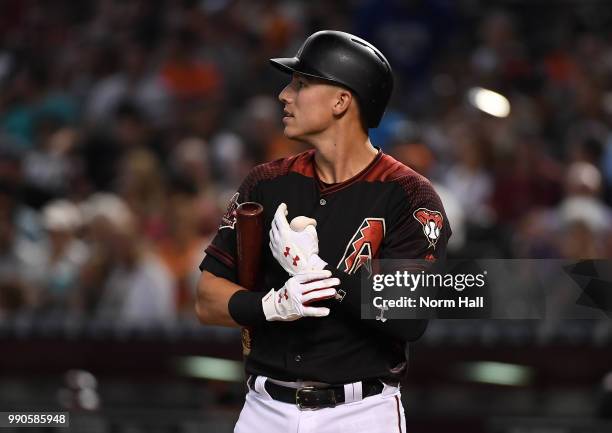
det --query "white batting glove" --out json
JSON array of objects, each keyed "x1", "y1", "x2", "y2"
[
  {"x1": 269, "y1": 203, "x2": 327, "y2": 276},
  {"x1": 262, "y1": 270, "x2": 339, "y2": 321}
]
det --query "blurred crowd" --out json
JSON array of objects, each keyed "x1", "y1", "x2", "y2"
[{"x1": 1, "y1": 0, "x2": 612, "y2": 323}]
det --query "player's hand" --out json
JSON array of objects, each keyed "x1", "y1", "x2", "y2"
[
  {"x1": 261, "y1": 270, "x2": 339, "y2": 321},
  {"x1": 269, "y1": 203, "x2": 327, "y2": 275}
]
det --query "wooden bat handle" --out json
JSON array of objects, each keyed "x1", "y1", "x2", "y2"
[
  {"x1": 236, "y1": 202, "x2": 264, "y2": 291},
  {"x1": 236, "y1": 202, "x2": 264, "y2": 357}
]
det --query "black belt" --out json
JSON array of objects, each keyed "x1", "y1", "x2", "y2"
[{"x1": 248, "y1": 376, "x2": 385, "y2": 409}]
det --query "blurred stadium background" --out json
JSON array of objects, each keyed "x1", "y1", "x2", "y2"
[{"x1": 1, "y1": 0, "x2": 612, "y2": 432}]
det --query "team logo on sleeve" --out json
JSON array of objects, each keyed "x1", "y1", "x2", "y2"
[
  {"x1": 219, "y1": 192, "x2": 240, "y2": 230},
  {"x1": 337, "y1": 218, "x2": 385, "y2": 275},
  {"x1": 413, "y1": 208, "x2": 443, "y2": 249}
]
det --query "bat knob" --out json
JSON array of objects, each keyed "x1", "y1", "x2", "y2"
[{"x1": 237, "y1": 202, "x2": 263, "y2": 217}]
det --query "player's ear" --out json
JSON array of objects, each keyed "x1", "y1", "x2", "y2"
[{"x1": 331, "y1": 88, "x2": 353, "y2": 117}]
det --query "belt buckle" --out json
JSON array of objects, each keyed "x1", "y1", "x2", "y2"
[{"x1": 296, "y1": 386, "x2": 337, "y2": 410}]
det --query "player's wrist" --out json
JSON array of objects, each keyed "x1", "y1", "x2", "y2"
[{"x1": 228, "y1": 290, "x2": 267, "y2": 326}]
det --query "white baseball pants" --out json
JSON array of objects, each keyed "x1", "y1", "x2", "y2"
[{"x1": 234, "y1": 376, "x2": 406, "y2": 433}]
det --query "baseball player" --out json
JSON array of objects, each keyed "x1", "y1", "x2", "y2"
[{"x1": 196, "y1": 30, "x2": 451, "y2": 433}]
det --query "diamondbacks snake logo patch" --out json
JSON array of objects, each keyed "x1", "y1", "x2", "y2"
[{"x1": 413, "y1": 208, "x2": 443, "y2": 249}]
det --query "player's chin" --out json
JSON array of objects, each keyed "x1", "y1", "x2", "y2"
[{"x1": 282, "y1": 125, "x2": 302, "y2": 140}]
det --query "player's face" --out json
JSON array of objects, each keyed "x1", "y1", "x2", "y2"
[{"x1": 278, "y1": 74, "x2": 339, "y2": 140}]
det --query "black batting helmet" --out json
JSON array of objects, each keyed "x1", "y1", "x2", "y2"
[{"x1": 270, "y1": 30, "x2": 393, "y2": 128}]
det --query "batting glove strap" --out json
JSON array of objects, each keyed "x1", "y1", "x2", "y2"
[{"x1": 307, "y1": 253, "x2": 328, "y2": 271}]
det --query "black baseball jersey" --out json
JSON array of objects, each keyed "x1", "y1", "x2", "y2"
[{"x1": 200, "y1": 148, "x2": 451, "y2": 384}]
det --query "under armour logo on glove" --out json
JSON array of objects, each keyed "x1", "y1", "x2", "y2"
[
  {"x1": 270, "y1": 203, "x2": 328, "y2": 276},
  {"x1": 283, "y1": 246, "x2": 301, "y2": 266},
  {"x1": 278, "y1": 289, "x2": 289, "y2": 303}
]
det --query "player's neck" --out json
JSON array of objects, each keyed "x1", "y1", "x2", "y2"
[{"x1": 311, "y1": 127, "x2": 377, "y2": 184}]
